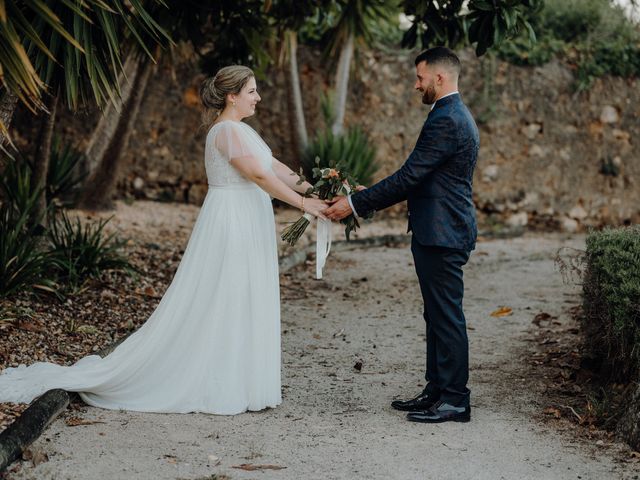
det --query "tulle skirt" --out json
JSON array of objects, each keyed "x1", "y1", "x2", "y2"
[{"x1": 0, "y1": 184, "x2": 281, "y2": 415}]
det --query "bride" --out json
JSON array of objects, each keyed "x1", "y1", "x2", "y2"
[{"x1": 0, "y1": 65, "x2": 328, "y2": 415}]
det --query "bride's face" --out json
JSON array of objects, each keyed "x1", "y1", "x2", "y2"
[{"x1": 230, "y1": 77, "x2": 261, "y2": 118}]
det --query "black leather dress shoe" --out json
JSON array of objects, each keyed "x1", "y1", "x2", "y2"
[
  {"x1": 391, "y1": 392, "x2": 439, "y2": 412},
  {"x1": 406, "y1": 402, "x2": 471, "y2": 423}
]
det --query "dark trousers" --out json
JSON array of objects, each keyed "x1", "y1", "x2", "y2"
[{"x1": 411, "y1": 237, "x2": 471, "y2": 407}]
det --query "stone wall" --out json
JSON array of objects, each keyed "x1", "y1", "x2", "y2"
[{"x1": 27, "y1": 46, "x2": 640, "y2": 229}]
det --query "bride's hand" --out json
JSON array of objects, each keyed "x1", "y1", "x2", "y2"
[{"x1": 303, "y1": 197, "x2": 329, "y2": 220}]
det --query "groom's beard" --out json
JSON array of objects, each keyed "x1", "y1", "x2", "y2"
[{"x1": 421, "y1": 84, "x2": 437, "y2": 105}]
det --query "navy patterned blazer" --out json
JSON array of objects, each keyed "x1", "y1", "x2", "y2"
[{"x1": 350, "y1": 93, "x2": 479, "y2": 251}]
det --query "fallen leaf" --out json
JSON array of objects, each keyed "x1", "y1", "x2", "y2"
[
  {"x1": 232, "y1": 464, "x2": 286, "y2": 471},
  {"x1": 144, "y1": 286, "x2": 157, "y2": 297},
  {"x1": 332, "y1": 329, "x2": 345, "y2": 338},
  {"x1": 22, "y1": 448, "x2": 49, "y2": 466},
  {"x1": 76, "y1": 325, "x2": 99, "y2": 335},
  {"x1": 543, "y1": 407, "x2": 561, "y2": 418},
  {"x1": 490, "y1": 306, "x2": 513, "y2": 317},
  {"x1": 16, "y1": 321, "x2": 45, "y2": 333},
  {"x1": 65, "y1": 416, "x2": 105, "y2": 426},
  {"x1": 532, "y1": 312, "x2": 553, "y2": 326}
]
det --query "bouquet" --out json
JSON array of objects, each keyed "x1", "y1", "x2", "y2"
[{"x1": 281, "y1": 158, "x2": 371, "y2": 246}]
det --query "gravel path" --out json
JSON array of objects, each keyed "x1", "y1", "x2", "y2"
[{"x1": 6, "y1": 233, "x2": 639, "y2": 480}]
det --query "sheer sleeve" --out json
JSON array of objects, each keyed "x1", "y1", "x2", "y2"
[{"x1": 213, "y1": 121, "x2": 271, "y2": 162}]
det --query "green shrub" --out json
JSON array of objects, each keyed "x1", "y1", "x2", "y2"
[
  {"x1": 47, "y1": 136, "x2": 87, "y2": 208},
  {"x1": 0, "y1": 155, "x2": 38, "y2": 216},
  {"x1": 47, "y1": 211, "x2": 133, "y2": 289},
  {"x1": 0, "y1": 149, "x2": 131, "y2": 297},
  {"x1": 302, "y1": 127, "x2": 378, "y2": 187},
  {"x1": 1, "y1": 138, "x2": 86, "y2": 211},
  {"x1": 582, "y1": 226, "x2": 640, "y2": 381},
  {"x1": 494, "y1": 0, "x2": 640, "y2": 89},
  {"x1": 0, "y1": 190, "x2": 55, "y2": 298}
]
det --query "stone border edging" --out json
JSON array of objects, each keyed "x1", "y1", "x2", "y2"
[{"x1": 0, "y1": 233, "x2": 411, "y2": 472}]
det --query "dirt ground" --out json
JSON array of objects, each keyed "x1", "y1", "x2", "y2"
[{"x1": 2, "y1": 201, "x2": 639, "y2": 479}]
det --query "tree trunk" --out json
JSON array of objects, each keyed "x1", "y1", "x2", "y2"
[
  {"x1": 331, "y1": 33, "x2": 354, "y2": 136},
  {"x1": 83, "y1": 55, "x2": 139, "y2": 177},
  {"x1": 0, "y1": 91, "x2": 19, "y2": 148},
  {"x1": 79, "y1": 59, "x2": 153, "y2": 210},
  {"x1": 0, "y1": 389, "x2": 72, "y2": 472},
  {"x1": 286, "y1": 31, "x2": 308, "y2": 163},
  {"x1": 32, "y1": 93, "x2": 59, "y2": 220}
]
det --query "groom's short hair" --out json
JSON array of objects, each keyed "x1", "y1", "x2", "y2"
[{"x1": 415, "y1": 47, "x2": 461, "y2": 76}]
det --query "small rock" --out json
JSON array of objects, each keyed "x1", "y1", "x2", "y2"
[
  {"x1": 612, "y1": 156, "x2": 622, "y2": 169},
  {"x1": 521, "y1": 192, "x2": 539, "y2": 208},
  {"x1": 133, "y1": 177, "x2": 145, "y2": 191},
  {"x1": 596, "y1": 439, "x2": 605, "y2": 447},
  {"x1": 561, "y1": 217, "x2": 579, "y2": 233},
  {"x1": 612, "y1": 129, "x2": 630, "y2": 142},
  {"x1": 600, "y1": 105, "x2": 619, "y2": 124},
  {"x1": 558, "y1": 147, "x2": 571, "y2": 161},
  {"x1": 521, "y1": 123, "x2": 542, "y2": 140},
  {"x1": 569, "y1": 205, "x2": 588, "y2": 220},
  {"x1": 528, "y1": 145, "x2": 544, "y2": 157},
  {"x1": 482, "y1": 164, "x2": 499, "y2": 182},
  {"x1": 506, "y1": 212, "x2": 528, "y2": 228}
]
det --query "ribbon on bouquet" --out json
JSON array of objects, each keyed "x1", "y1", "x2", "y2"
[
  {"x1": 299, "y1": 213, "x2": 332, "y2": 280},
  {"x1": 313, "y1": 183, "x2": 351, "y2": 279},
  {"x1": 315, "y1": 217, "x2": 332, "y2": 279}
]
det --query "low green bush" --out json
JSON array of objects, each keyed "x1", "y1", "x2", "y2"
[
  {"x1": 0, "y1": 143, "x2": 131, "y2": 298},
  {"x1": 494, "y1": 0, "x2": 640, "y2": 89},
  {"x1": 47, "y1": 136, "x2": 87, "y2": 208},
  {"x1": 0, "y1": 198, "x2": 54, "y2": 298},
  {"x1": 47, "y1": 211, "x2": 133, "y2": 290},
  {"x1": 582, "y1": 226, "x2": 640, "y2": 381}
]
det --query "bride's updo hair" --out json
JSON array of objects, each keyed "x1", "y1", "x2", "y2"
[{"x1": 200, "y1": 65, "x2": 254, "y2": 125}]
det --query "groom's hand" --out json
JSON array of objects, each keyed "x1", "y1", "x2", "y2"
[{"x1": 325, "y1": 196, "x2": 353, "y2": 221}]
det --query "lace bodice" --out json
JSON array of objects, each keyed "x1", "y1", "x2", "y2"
[{"x1": 205, "y1": 120, "x2": 273, "y2": 187}]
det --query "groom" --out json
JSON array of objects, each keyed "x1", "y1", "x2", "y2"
[{"x1": 326, "y1": 47, "x2": 479, "y2": 423}]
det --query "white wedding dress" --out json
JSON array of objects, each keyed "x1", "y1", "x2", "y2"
[{"x1": 0, "y1": 120, "x2": 282, "y2": 415}]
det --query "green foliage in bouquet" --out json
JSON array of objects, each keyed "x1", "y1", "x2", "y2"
[
  {"x1": 281, "y1": 157, "x2": 373, "y2": 246},
  {"x1": 302, "y1": 127, "x2": 378, "y2": 187}
]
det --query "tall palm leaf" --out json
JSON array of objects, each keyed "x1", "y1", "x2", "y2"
[
  {"x1": 21, "y1": 0, "x2": 171, "y2": 217},
  {"x1": 0, "y1": 0, "x2": 170, "y2": 148},
  {"x1": 80, "y1": 0, "x2": 276, "y2": 209}
]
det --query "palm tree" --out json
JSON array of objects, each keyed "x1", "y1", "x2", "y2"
[
  {"x1": 1, "y1": 0, "x2": 170, "y2": 221},
  {"x1": 79, "y1": 0, "x2": 276, "y2": 210},
  {"x1": 324, "y1": 0, "x2": 397, "y2": 136},
  {"x1": 25, "y1": 0, "x2": 170, "y2": 217},
  {"x1": 266, "y1": 0, "x2": 333, "y2": 162},
  {"x1": 0, "y1": 0, "x2": 81, "y2": 146}
]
